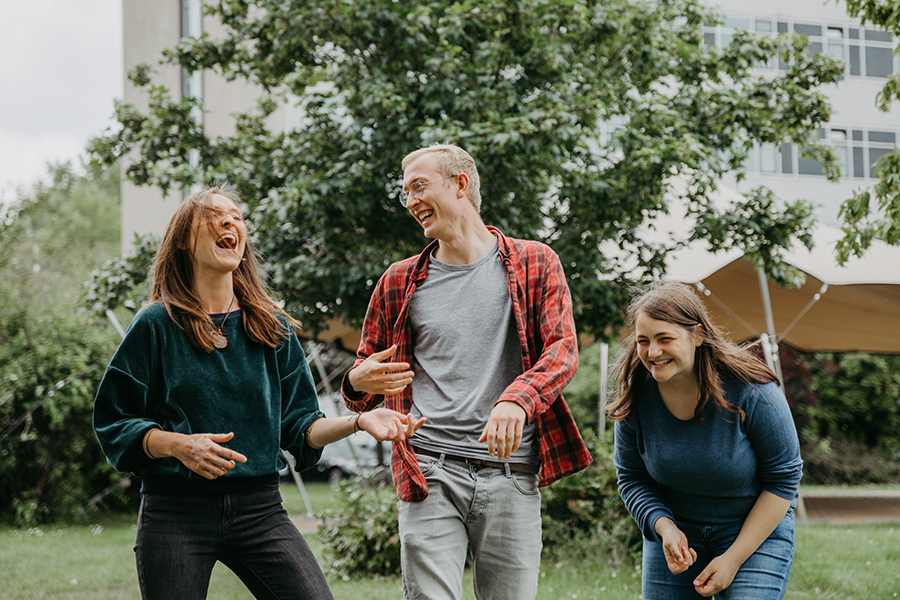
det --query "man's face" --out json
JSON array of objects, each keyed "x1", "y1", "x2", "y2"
[{"x1": 402, "y1": 153, "x2": 465, "y2": 240}]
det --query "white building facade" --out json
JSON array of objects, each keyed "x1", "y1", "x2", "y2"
[{"x1": 703, "y1": 0, "x2": 900, "y2": 226}]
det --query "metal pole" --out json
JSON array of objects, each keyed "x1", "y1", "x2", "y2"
[
  {"x1": 282, "y1": 450, "x2": 315, "y2": 517},
  {"x1": 598, "y1": 342, "x2": 608, "y2": 436},
  {"x1": 756, "y1": 268, "x2": 786, "y2": 394}
]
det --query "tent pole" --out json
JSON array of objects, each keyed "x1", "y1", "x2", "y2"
[
  {"x1": 756, "y1": 269, "x2": 807, "y2": 524},
  {"x1": 756, "y1": 268, "x2": 786, "y2": 394},
  {"x1": 598, "y1": 342, "x2": 608, "y2": 437}
]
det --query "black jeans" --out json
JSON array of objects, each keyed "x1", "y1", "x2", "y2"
[{"x1": 135, "y1": 480, "x2": 333, "y2": 600}]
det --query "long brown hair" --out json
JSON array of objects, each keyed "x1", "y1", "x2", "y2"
[
  {"x1": 606, "y1": 282, "x2": 777, "y2": 422},
  {"x1": 150, "y1": 186, "x2": 299, "y2": 351}
]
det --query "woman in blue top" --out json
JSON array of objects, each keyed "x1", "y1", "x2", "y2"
[
  {"x1": 607, "y1": 283, "x2": 802, "y2": 599},
  {"x1": 93, "y1": 186, "x2": 424, "y2": 600}
]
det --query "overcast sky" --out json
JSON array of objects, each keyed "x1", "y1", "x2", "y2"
[{"x1": 0, "y1": 0, "x2": 122, "y2": 204}]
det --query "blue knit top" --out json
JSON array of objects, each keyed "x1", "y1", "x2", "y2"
[{"x1": 614, "y1": 378, "x2": 802, "y2": 542}]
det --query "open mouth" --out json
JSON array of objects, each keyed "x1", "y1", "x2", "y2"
[
  {"x1": 651, "y1": 359, "x2": 673, "y2": 367},
  {"x1": 417, "y1": 210, "x2": 434, "y2": 224},
  {"x1": 216, "y1": 232, "x2": 238, "y2": 250}
]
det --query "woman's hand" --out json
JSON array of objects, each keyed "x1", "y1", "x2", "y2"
[
  {"x1": 358, "y1": 408, "x2": 426, "y2": 442},
  {"x1": 693, "y1": 554, "x2": 740, "y2": 597},
  {"x1": 654, "y1": 517, "x2": 697, "y2": 575},
  {"x1": 146, "y1": 429, "x2": 248, "y2": 480},
  {"x1": 179, "y1": 432, "x2": 248, "y2": 479},
  {"x1": 691, "y1": 490, "x2": 794, "y2": 596}
]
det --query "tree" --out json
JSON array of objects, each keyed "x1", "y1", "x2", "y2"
[
  {"x1": 833, "y1": 0, "x2": 900, "y2": 262},
  {"x1": 90, "y1": 0, "x2": 844, "y2": 336},
  {"x1": 0, "y1": 162, "x2": 132, "y2": 524}
]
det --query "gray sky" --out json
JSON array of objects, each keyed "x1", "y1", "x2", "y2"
[{"x1": 0, "y1": 0, "x2": 122, "y2": 204}]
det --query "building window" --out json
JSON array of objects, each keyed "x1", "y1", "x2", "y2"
[
  {"x1": 702, "y1": 16, "x2": 896, "y2": 79},
  {"x1": 744, "y1": 128, "x2": 896, "y2": 179}
]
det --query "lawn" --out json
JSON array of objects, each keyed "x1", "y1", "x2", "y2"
[{"x1": 0, "y1": 483, "x2": 898, "y2": 599}]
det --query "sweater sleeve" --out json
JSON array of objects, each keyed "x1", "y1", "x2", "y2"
[
  {"x1": 614, "y1": 418, "x2": 674, "y2": 543},
  {"x1": 277, "y1": 327, "x2": 325, "y2": 472},
  {"x1": 92, "y1": 312, "x2": 162, "y2": 473},
  {"x1": 745, "y1": 382, "x2": 803, "y2": 501}
]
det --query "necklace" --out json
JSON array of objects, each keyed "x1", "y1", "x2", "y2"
[{"x1": 210, "y1": 295, "x2": 236, "y2": 349}]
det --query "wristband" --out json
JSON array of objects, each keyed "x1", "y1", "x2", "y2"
[{"x1": 143, "y1": 429, "x2": 159, "y2": 460}]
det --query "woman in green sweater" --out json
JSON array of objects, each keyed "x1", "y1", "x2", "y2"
[{"x1": 93, "y1": 186, "x2": 423, "y2": 600}]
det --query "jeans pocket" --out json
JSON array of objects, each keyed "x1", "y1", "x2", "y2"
[
  {"x1": 417, "y1": 456, "x2": 440, "y2": 477},
  {"x1": 511, "y1": 471, "x2": 540, "y2": 496}
]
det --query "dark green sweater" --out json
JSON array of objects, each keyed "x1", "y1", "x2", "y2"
[{"x1": 93, "y1": 303, "x2": 324, "y2": 480}]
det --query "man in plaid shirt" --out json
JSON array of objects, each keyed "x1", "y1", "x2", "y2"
[{"x1": 342, "y1": 144, "x2": 591, "y2": 600}]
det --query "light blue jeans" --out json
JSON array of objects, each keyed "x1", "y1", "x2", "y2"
[
  {"x1": 641, "y1": 507, "x2": 795, "y2": 600},
  {"x1": 398, "y1": 453, "x2": 542, "y2": 600}
]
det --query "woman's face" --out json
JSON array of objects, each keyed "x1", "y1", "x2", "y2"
[
  {"x1": 634, "y1": 311, "x2": 702, "y2": 386},
  {"x1": 188, "y1": 193, "x2": 247, "y2": 277}
]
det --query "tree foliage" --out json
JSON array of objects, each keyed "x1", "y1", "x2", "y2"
[
  {"x1": 0, "y1": 162, "x2": 133, "y2": 525},
  {"x1": 90, "y1": 0, "x2": 844, "y2": 335},
  {"x1": 833, "y1": 0, "x2": 900, "y2": 261}
]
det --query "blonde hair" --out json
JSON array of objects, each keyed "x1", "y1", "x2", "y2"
[{"x1": 402, "y1": 144, "x2": 482, "y2": 212}]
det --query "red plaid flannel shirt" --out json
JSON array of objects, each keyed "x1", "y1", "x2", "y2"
[{"x1": 342, "y1": 227, "x2": 592, "y2": 502}]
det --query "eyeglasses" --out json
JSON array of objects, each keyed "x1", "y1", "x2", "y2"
[{"x1": 399, "y1": 175, "x2": 457, "y2": 206}]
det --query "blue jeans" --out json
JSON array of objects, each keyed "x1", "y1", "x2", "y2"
[
  {"x1": 641, "y1": 507, "x2": 795, "y2": 600},
  {"x1": 398, "y1": 454, "x2": 543, "y2": 600},
  {"x1": 134, "y1": 480, "x2": 333, "y2": 600}
]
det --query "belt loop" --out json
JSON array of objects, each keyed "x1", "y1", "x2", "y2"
[
  {"x1": 504, "y1": 463, "x2": 511, "y2": 479},
  {"x1": 438, "y1": 452, "x2": 446, "y2": 469}
]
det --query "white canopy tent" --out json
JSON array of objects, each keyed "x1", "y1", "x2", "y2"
[
  {"x1": 661, "y1": 184, "x2": 900, "y2": 355},
  {"x1": 596, "y1": 180, "x2": 900, "y2": 436}
]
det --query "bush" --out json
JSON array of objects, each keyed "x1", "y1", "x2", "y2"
[
  {"x1": 540, "y1": 430, "x2": 641, "y2": 564},
  {"x1": 317, "y1": 432, "x2": 641, "y2": 578},
  {"x1": 801, "y1": 434, "x2": 900, "y2": 486},
  {"x1": 316, "y1": 475, "x2": 402, "y2": 579},
  {"x1": 0, "y1": 161, "x2": 137, "y2": 525},
  {"x1": 805, "y1": 353, "x2": 900, "y2": 454}
]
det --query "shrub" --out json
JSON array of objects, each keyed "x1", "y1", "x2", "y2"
[
  {"x1": 317, "y1": 432, "x2": 641, "y2": 578},
  {"x1": 540, "y1": 430, "x2": 641, "y2": 564},
  {"x1": 805, "y1": 353, "x2": 900, "y2": 454},
  {"x1": 316, "y1": 475, "x2": 402, "y2": 579},
  {"x1": 0, "y1": 162, "x2": 137, "y2": 525},
  {"x1": 800, "y1": 434, "x2": 900, "y2": 486}
]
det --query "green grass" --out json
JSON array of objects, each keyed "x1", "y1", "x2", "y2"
[
  {"x1": 788, "y1": 523, "x2": 900, "y2": 599},
  {"x1": 1, "y1": 492, "x2": 898, "y2": 600},
  {"x1": 279, "y1": 481, "x2": 340, "y2": 515}
]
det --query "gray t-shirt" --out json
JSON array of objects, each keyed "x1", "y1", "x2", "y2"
[{"x1": 408, "y1": 238, "x2": 536, "y2": 464}]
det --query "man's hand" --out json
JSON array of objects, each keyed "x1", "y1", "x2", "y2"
[
  {"x1": 359, "y1": 408, "x2": 427, "y2": 442},
  {"x1": 655, "y1": 517, "x2": 698, "y2": 575},
  {"x1": 693, "y1": 554, "x2": 739, "y2": 597},
  {"x1": 348, "y1": 345, "x2": 414, "y2": 396},
  {"x1": 478, "y1": 401, "x2": 526, "y2": 460}
]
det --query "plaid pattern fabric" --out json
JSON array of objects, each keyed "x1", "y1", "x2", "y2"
[{"x1": 342, "y1": 227, "x2": 592, "y2": 501}]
